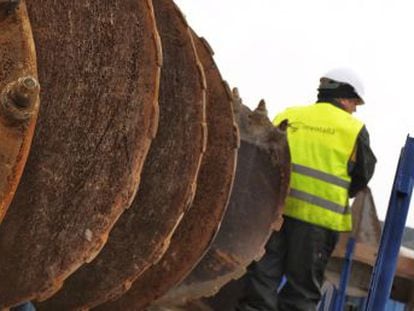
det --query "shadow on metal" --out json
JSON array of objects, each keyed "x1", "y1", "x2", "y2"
[{"x1": 153, "y1": 91, "x2": 290, "y2": 308}]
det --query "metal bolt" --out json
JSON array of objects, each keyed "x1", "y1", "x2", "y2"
[
  {"x1": 1, "y1": 76, "x2": 40, "y2": 123},
  {"x1": 10, "y1": 76, "x2": 40, "y2": 109}
]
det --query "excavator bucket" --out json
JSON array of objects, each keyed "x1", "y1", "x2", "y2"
[
  {"x1": 0, "y1": 0, "x2": 161, "y2": 307},
  {"x1": 94, "y1": 31, "x2": 239, "y2": 311},
  {"x1": 35, "y1": 0, "x2": 206, "y2": 309},
  {"x1": 0, "y1": 1, "x2": 40, "y2": 224},
  {"x1": 153, "y1": 93, "x2": 291, "y2": 307}
]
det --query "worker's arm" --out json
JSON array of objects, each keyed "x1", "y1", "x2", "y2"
[{"x1": 348, "y1": 126, "x2": 377, "y2": 198}]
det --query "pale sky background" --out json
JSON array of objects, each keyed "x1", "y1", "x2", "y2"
[{"x1": 174, "y1": 0, "x2": 414, "y2": 227}]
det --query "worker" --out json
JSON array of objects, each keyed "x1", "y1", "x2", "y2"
[{"x1": 236, "y1": 68, "x2": 376, "y2": 311}]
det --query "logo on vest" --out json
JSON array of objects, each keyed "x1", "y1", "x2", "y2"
[{"x1": 289, "y1": 122, "x2": 336, "y2": 135}]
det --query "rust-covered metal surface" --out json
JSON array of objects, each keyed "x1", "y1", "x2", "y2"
[
  {"x1": 95, "y1": 31, "x2": 239, "y2": 311},
  {"x1": 36, "y1": 0, "x2": 206, "y2": 309},
  {"x1": 155, "y1": 92, "x2": 291, "y2": 306},
  {"x1": 0, "y1": 1, "x2": 40, "y2": 224},
  {"x1": 0, "y1": 0, "x2": 161, "y2": 307}
]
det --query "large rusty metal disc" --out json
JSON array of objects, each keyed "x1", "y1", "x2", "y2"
[
  {"x1": 95, "y1": 31, "x2": 239, "y2": 311},
  {"x1": 36, "y1": 0, "x2": 206, "y2": 309},
  {"x1": 0, "y1": 0, "x2": 161, "y2": 307},
  {"x1": 155, "y1": 95, "x2": 291, "y2": 306},
  {"x1": 0, "y1": 1, "x2": 40, "y2": 224}
]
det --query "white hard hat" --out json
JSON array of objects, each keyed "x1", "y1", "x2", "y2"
[{"x1": 322, "y1": 67, "x2": 365, "y2": 101}]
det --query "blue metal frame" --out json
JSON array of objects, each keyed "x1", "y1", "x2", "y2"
[
  {"x1": 365, "y1": 136, "x2": 414, "y2": 311},
  {"x1": 332, "y1": 237, "x2": 356, "y2": 311}
]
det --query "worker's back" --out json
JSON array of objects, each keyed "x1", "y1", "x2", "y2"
[{"x1": 274, "y1": 102, "x2": 364, "y2": 231}]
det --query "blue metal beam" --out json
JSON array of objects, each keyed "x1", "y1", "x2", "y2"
[
  {"x1": 333, "y1": 237, "x2": 356, "y2": 311},
  {"x1": 364, "y1": 136, "x2": 414, "y2": 311}
]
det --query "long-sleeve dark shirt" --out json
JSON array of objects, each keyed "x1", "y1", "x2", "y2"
[{"x1": 348, "y1": 125, "x2": 376, "y2": 197}]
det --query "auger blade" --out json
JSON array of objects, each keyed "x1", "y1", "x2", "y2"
[
  {"x1": 0, "y1": 1, "x2": 39, "y2": 224},
  {"x1": 0, "y1": 0, "x2": 161, "y2": 307},
  {"x1": 94, "y1": 31, "x2": 239, "y2": 311},
  {"x1": 154, "y1": 94, "x2": 291, "y2": 306},
  {"x1": 36, "y1": 0, "x2": 206, "y2": 309}
]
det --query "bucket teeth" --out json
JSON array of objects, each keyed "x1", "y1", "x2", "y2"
[{"x1": 254, "y1": 99, "x2": 268, "y2": 116}]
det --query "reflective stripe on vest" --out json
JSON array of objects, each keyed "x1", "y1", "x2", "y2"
[
  {"x1": 273, "y1": 103, "x2": 363, "y2": 231},
  {"x1": 292, "y1": 163, "x2": 350, "y2": 189},
  {"x1": 289, "y1": 188, "x2": 351, "y2": 215}
]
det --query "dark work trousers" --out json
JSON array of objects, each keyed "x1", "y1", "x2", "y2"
[{"x1": 236, "y1": 216, "x2": 339, "y2": 311}]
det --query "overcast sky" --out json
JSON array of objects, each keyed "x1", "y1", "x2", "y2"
[{"x1": 174, "y1": 0, "x2": 414, "y2": 226}]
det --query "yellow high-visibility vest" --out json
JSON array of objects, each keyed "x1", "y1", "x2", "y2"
[{"x1": 273, "y1": 103, "x2": 364, "y2": 231}]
